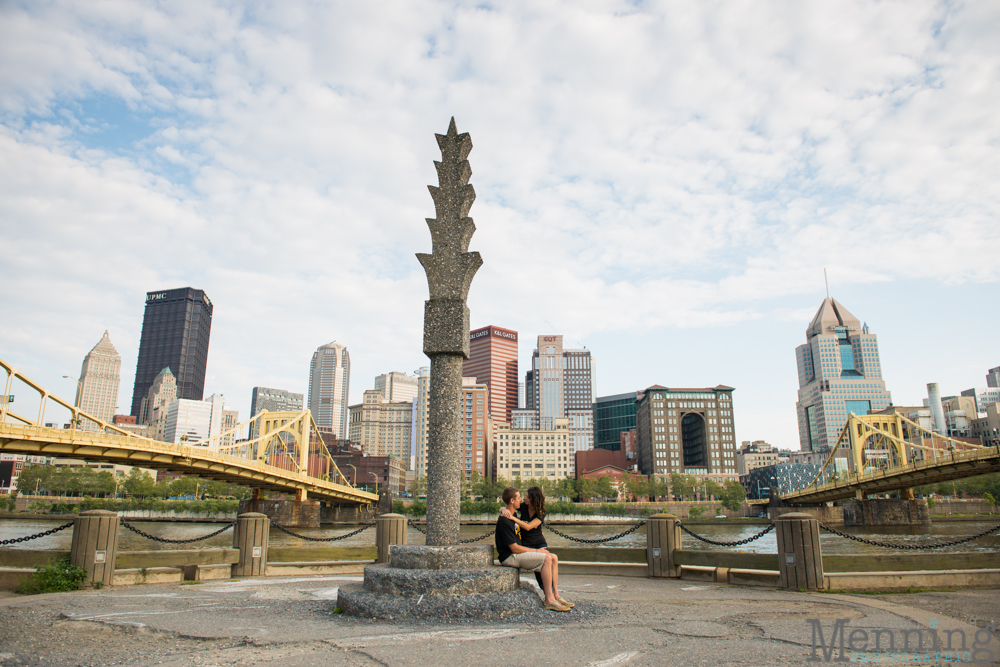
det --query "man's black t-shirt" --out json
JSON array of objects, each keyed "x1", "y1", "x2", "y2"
[
  {"x1": 495, "y1": 514, "x2": 521, "y2": 563},
  {"x1": 519, "y1": 506, "x2": 547, "y2": 548}
]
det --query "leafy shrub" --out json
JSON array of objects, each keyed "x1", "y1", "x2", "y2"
[
  {"x1": 598, "y1": 503, "x2": 628, "y2": 517},
  {"x1": 460, "y1": 500, "x2": 502, "y2": 515},
  {"x1": 392, "y1": 500, "x2": 405, "y2": 514},
  {"x1": 926, "y1": 497, "x2": 936, "y2": 509},
  {"x1": 688, "y1": 506, "x2": 704, "y2": 518},
  {"x1": 640, "y1": 505, "x2": 662, "y2": 516},
  {"x1": 14, "y1": 555, "x2": 87, "y2": 595},
  {"x1": 407, "y1": 500, "x2": 427, "y2": 516}
]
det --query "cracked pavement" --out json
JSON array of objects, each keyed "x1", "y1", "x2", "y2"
[{"x1": 0, "y1": 575, "x2": 997, "y2": 666}]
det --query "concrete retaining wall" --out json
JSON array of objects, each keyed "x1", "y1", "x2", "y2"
[{"x1": 843, "y1": 499, "x2": 931, "y2": 526}]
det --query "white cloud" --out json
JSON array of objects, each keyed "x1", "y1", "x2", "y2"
[{"x1": 1, "y1": 0, "x2": 998, "y2": 450}]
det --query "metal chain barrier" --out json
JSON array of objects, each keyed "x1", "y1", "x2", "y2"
[
  {"x1": 408, "y1": 519, "x2": 426, "y2": 534},
  {"x1": 544, "y1": 521, "x2": 646, "y2": 544},
  {"x1": 121, "y1": 519, "x2": 237, "y2": 544},
  {"x1": 0, "y1": 521, "x2": 74, "y2": 546},
  {"x1": 459, "y1": 528, "x2": 496, "y2": 543},
  {"x1": 678, "y1": 522, "x2": 775, "y2": 547},
  {"x1": 819, "y1": 521, "x2": 1000, "y2": 550},
  {"x1": 270, "y1": 521, "x2": 375, "y2": 542}
]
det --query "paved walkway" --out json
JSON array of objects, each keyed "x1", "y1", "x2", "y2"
[{"x1": 0, "y1": 575, "x2": 997, "y2": 666}]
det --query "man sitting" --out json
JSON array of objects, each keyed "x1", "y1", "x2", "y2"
[{"x1": 495, "y1": 486, "x2": 571, "y2": 612}]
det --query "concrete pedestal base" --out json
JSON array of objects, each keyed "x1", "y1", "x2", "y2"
[
  {"x1": 843, "y1": 499, "x2": 931, "y2": 526},
  {"x1": 336, "y1": 544, "x2": 544, "y2": 620}
]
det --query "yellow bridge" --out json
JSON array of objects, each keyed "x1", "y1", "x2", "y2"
[
  {"x1": 760, "y1": 412, "x2": 1000, "y2": 505},
  {"x1": 0, "y1": 358, "x2": 377, "y2": 506}
]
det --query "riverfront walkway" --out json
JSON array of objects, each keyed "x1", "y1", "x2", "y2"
[{"x1": 1, "y1": 574, "x2": 997, "y2": 666}]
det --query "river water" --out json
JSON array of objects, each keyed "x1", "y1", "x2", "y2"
[{"x1": 2, "y1": 518, "x2": 998, "y2": 554}]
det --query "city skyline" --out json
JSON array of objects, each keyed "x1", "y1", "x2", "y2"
[{"x1": 2, "y1": 3, "x2": 999, "y2": 450}]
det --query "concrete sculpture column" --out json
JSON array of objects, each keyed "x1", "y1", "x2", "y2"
[
  {"x1": 70, "y1": 509, "x2": 119, "y2": 587},
  {"x1": 376, "y1": 513, "x2": 407, "y2": 564},
  {"x1": 775, "y1": 512, "x2": 825, "y2": 590},
  {"x1": 417, "y1": 118, "x2": 482, "y2": 546}
]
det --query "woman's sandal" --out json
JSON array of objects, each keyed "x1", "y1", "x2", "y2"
[
  {"x1": 543, "y1": 602, "x2": 570, "y2": 612},
  {"x1": 557, "y1": 597, "x2": 575, "y2": 608}
]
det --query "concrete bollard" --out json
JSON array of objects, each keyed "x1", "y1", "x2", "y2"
[
  {"x1": 646, "y1": 513, "x2": 681, "y2": 578},
  {"x1": 775, "y1": 512, "x2": 824, "y2": 590},
  {"x1": 376, "y1": 513, "x2": 407, "y2": 564},
  {"x1": 70, "y1": 510, "x2": 119, "y2": 587},
  {"x1": 232, "y1": 512, "x2": 269, "y2": 577}
]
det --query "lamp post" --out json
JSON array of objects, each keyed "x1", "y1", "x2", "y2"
[
  {"x1": 346, "y1": 464, "x2": 357, "y2": 487},
  {"x1": 369, "y1": 472, "x2": 379, "y2": 495}
]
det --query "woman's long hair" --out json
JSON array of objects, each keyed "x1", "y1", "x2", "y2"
[{"x1": 526, "y1": 486, "x2": 546, "y2": 519}]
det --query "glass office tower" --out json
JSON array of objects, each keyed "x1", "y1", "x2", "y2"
[{"x1": 130, "y1": 287, "x2": 213, "y2": 417}]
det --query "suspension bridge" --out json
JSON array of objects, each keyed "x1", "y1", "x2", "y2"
[
  {"x1": 0, "y1": 357, "x2": 377, "y2": 506},
  {"x1": 763, "y1": 411, "x2": 1000, "y2": 505}
]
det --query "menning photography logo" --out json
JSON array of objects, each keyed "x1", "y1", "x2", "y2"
[{"x1": 807, "y1": 617, "x2": 996, "y2": 664}]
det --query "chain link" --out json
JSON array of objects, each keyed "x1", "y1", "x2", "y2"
[
  {"x1": 407, "y1": 519, "x2": 426, "y2": 534},
  {"x1": 459, "y1": 528, "x2": 496, "y2": 543},
  {"x1": 270, "y1": 521, "x2": 375, "y2": 542},
  {"x1": 121, "y1": 519, "x2": 237, "y2": 544},
  {"x1": 544, "y1": 521, "x2": 646, "y2": 544},
  {"x1": 0, "y1": 522, "x2": 74, "y2": 546},
  {"x1": 678, "y1": 522, "x2": 775, "y2": 547},
  {"x1": 819, "y1": 521, "x2": 1000, "y2": 550}
]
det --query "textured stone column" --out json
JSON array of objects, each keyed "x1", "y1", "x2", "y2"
[
  {"x1": 376, "y1": 513, "x2": 407, "y2": 564},
  {"x1": 70, "y1": 510, "x2": 119, "y2": 587},
  {"x1": 775, "y1": 512, "x2": 824, "y2": 590},
  {"x1": 418, "y1": 118, "x2": 482, "y2": 546},
  {"x1": 232, "y1": 512, "x2": 269, "y2": 577},
  {"x1": 646, "y1": 513, "x2": 681, "y2": 578}
]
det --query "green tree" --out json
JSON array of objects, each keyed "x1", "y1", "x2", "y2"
[
  {"x1": 556, "y1": 477, "x2": 576, "y2": 500},
  {"x1": 410, "y1": 475, "x2": 427, "y2": 498},
  {"x1": 123, "y1": 468, "x2": 156, "y2": 498},
  {"x1": 594, "y1": 476, "x2": 614, "y2": 502},
  {"x1": 719, "y1": 480, "x2": 746, "y2": 513},
  {"x1": 669, "y1": 473, "x2": 694, "y2": 500},
  {"x1": 704, "y1": 480, "x2": 723, "y2": 500},
  {"x1": 688, "y1": 506, "x2": 704, "y2": 518},
  {"x1": 576, "y1": 477, "x2": 595, "y2": 502}
]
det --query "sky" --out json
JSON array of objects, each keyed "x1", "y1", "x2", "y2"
[{"x1": 1, "y1": 0, "x2": 998, "y2": 451}]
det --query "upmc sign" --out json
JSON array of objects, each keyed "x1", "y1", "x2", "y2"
[
  {"x1": 146, "y1": 292, "x2": 168, "y2": 302},
  {"x1": 470, "y1": 327, "x2": 517, "y2": 342}
]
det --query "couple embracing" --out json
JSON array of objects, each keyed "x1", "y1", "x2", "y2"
[{"x1": 494, "y1": 485, "x2": 573, "y2": 612}]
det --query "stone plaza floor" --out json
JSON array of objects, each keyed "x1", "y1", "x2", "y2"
[{"x1": 0, "y1": 573, "x2": 998, "y2": 666}]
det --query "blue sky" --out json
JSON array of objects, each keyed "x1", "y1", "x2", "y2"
[{"x1": 1, "y1": 0, "x2": 998, "y2": 449}]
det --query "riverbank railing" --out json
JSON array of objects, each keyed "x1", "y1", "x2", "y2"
[{"x1": 2, "y1": 511, "x2": 999, "y2": 592}]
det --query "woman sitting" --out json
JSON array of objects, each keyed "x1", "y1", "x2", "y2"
[{"x1": 500, "y1": 486, "x2": 573, "y2": 608}]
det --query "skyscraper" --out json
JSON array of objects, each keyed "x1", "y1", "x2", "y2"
[
  {"x1": 987, "y1": 366, "x2": 1000, "y2": 389},
  {"x1": 412, "y1": 373, "x2": 492, "y2": 481},
  {"x1": 593, "y1": 392, "x2": 640, "y2": 451},
  {"x1": 249, "y1": 387, "x2": 304, "y2": 440},
  {"x1": 512, "y1": 334, "x2": 595, "y2": 475},
  {"x1": 75, "y1": 331, "x2": 121, "y2": 428},
  {"x1": 635, "y1": 385, "x2": 737, "y2": 480},
  {"x1": 794, "y1": 297, "x2": 893, "y2": 451},
  {"x1": 348, "y1": 389, "x2": 414, "y2": 468},
  {"x1": 308, "y1": 342, "x2": 350, "y2": 438},
  {"x1": 130, "y1": 288, "x2": 213, "y2": 417},
  {"x1": 463, "y1": 326, "x2": 518, "y2": 425},
  {"x1": 373, "y1": 372, "x2": 419, "y2": 403},
  {"x1": 139, "y1": 367, "x2": 177, "y2": 441}
]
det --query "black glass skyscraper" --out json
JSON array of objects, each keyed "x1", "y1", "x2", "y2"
[{"x1": 130, "y1": 287, "x2": 213, "y2": 417}]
